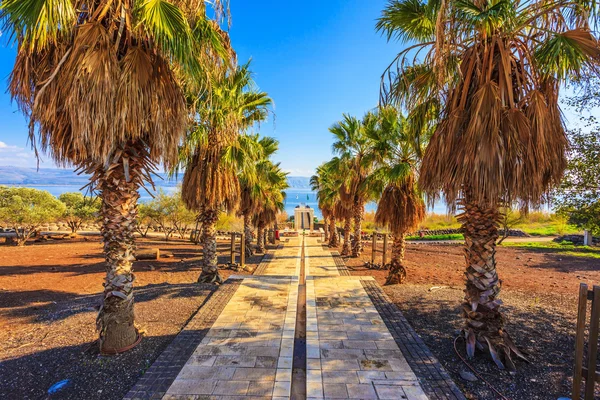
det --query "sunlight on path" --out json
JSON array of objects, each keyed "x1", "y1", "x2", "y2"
[
  {"x1": 158, "y1": 235, "x2": 431, "y2": 399},
  {"x1": 304, "y1": 237, "x2": 427, "y2": 400}
]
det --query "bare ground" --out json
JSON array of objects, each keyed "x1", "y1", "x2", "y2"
[
  {"x1": 345, "y1": 242, "x2": 600, "y2": 400},
  {"x1": 0, "y1": 236, "x2": 264, "y2": 400}
]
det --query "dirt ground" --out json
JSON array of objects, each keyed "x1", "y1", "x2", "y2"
[
  {"x1": 346, "y1": 242, "x2": 600, "y2": 400},
  {"x1": 0, "y1": 236, "x2": 264, "y2": 400}
]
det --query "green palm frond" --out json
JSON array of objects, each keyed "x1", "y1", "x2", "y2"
[
  {"x1": 376, "y1": 0, "x2": 437, "y2": 43},
  {"x1": 1, "y1": 0, "x2": 75, "y2": 51}
]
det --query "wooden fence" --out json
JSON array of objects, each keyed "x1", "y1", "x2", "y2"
[
  {"x1": 573, "y1": 283, "x2": 600, "y2": 399},
  {"x1": 229, "y1": 232, "x2": 245, "y2": 268},
  {"x1": 370, "y1": 233, "x2": 389, "y2": 267}
]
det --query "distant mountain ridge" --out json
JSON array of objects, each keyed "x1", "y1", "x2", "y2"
[{"x1": 0, "y1": 166, "x2": 311, "y2": 189}]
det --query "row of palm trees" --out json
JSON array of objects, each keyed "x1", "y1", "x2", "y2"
[
  {"x1": 311, "y1": 106, "x2": 427, "y2": 285},
  {"x1": 315, "y1": 0, "x2": 600, "y2": 369},
  {"x1": 1, "y1": 1, "x2": 287, "y2": 353}
]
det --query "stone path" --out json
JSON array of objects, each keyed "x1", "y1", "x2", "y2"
[
  {"x1": 304, "y1": 240, "x2": 427, "y2": 400},
  {"x1": 125, "y1": 235, "x2": 464, "y2": 400}
]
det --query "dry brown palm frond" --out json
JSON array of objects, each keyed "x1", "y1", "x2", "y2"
[
  {"x1": 375, "y1": 175, "x2": 425, "y2": 235},
  {"x1": 182, "y1": 144, "x2": 239, "y2": 212},
  {"x1": 13, "y1": 21, "x2": 187, "y2": 168},
  {"x1": 419, "y1": 35, "x2": 569, "y2": 210},
  {"x1": 333, "y1": 200, "x2": 352, "y2": 221}
]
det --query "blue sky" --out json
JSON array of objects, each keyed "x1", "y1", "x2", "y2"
[{"x1": 0, "y1": 0, "x2": 399, "y2": 176}]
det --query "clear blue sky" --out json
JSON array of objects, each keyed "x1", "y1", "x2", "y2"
[{"x1": 0, "y1": 0, "x2": 399, "y2": 176}]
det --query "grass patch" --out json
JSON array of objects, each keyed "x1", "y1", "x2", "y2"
[
  {"x1": 501, "y1": 241, "x2": 600, "y2": 259},
  {"x1": 407, "y1": 233, "x2": 464, "y2": 241}
]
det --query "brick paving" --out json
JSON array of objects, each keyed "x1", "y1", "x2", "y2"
[{"x1": 361, "y1": 281, "x2": 466, "y2": 400}]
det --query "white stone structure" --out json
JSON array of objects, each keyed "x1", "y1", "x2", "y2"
[{"x1": 294, "y1": 205, "x2": 314, "y2": 231}]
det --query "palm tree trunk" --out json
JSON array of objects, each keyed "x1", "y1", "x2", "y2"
[
  {"x1": 323, "y1": 217, "x2": 329, "y2": 242},
  {"x1": 351, "y1": 200, "x2": 364, "y2": 257},
  {"x1": 244, "y1": 214, "x2": 254, "y2": 256},
  {"x1": 385, "y1": 233, "x2": 407, "y2": 285},
  {"x1": 198, "y1": 208, "x2": 223, "y2": 284},
  {"x1": 458, "y1": 198, "x2": 522, "y2": 368},
  {"x1": 95, "y1": 151, "x2": 141, "y2": 353},
  {"x1": 341, "y1": 217, "x2": 351, "y2": 256},
  {"x1": 328, "y1": 216, "x2": 338, "y2": 247},
  {"x1": 256, "y1": 222, "x2": 265, "y2": 253}
]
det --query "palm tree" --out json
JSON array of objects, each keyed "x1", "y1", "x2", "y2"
[
  {"x1": 180, "y1": 61, "x2": 271, "y2": 284},
  {"x1": 378, "y1": 0, "x2": 599, "y2": 368},
  {"x1": 253, "y1": 162, "x2": 289, "y2": 253},
  {"x1": 2, "y1": 0, "x2": 230, "y2": 353},
  {"x1": 314, "y1": 158, "x2": 352, "y2": 250},
  {"x1": 370, "y1": 106, "x2": 427, "y2": 285},
  {"x1": 330, "y1": 114, "x2": 377, "y2": 257},
  {"x1": 238, "y1": 134, "x2": 279, "y2": 256}
]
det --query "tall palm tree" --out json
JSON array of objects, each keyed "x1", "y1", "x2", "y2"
[
  {"x1": 370, "y1": 106, "x2": 427, "y2": 285},
  {"x1": 330, "y1": 114, "x2": 377, "y2": 257},
  {"x1": 378, "y1": 0, "x2": 599, "y2": 368},
  {"x1": 310, "y1": 159, "x2": 341, "y2": 247},
  {"x1": 253, "y1": 162, "x2": 289, "y2": 253},
  {"x1": 238, "y1": 134, "x2": 279, "y2": 256},
  {"x1": 2, "y1": 0, "x2": 230, "y2": 352},
  {"x1": 180, "y1": 61, "x2": 271, "y2": 284},
  {"x1": 310, "y1": 168, "x2": 333, "y2": 242}
]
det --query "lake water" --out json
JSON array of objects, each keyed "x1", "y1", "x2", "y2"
[{"x1": 3, "y1": 184, "x2": 448, "y2": 219}]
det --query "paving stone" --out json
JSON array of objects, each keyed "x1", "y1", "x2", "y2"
[
  {"x1": 166, "y1": 379, "x2": 217, "y2": 395},
  {"x1": 232, "y1": 367, "x2": 276, "y2": 381},
  {"x1": 212, "y1": 380, "x2": 250, "y2": 396},
  {"x1": 345, "y1": 383, "x2": 378, "y2": 399},
  {"x1": 374, "y1": 384, "x2": 408, "y2": 399},
  {"x1": 323, "y1": 383, "x2": 349, "y2": 399},
  {"x1": 247, "y1": 380, "x2": 275, "y2": 396},
  {"x1": 321, "y1": 371, "x2": 360, "y2": 384}
]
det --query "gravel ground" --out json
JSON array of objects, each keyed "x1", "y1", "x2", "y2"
[{"x1": 0, "y1": 237, "x2": 264, "y2": 400}]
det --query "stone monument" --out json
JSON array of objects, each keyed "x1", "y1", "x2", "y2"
[{"x1": 294, "y1": 205, "x2": 314, "y2": 231}]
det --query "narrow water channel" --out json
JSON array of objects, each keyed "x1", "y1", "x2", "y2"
[{"x1": 290, "y1": 235, "x2": 306, "y2": 399}]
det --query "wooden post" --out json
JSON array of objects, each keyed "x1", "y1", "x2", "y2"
[
  {"x1": 371, "y1": 234, "x2": 376, "y2": 265},
  {"x1": 382, "y1": 234, "x2": 388, "y2": 267},
  {"x1": 585, "y1": 286, "x2": 600, "y2": 399},
  {"x1": 573, "y1": 283, "x2": 588, "y2": 399},
  {"x1": 230, "y1": 232, "x2": 236, "y2": 264},
  {"x1": 240, "y1": 233, "x2": 246, "y2": 267}
]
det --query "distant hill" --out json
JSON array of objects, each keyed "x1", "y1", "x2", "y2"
[{"x1": 0, "y1": 167, "x2": 311, "y2": 189}]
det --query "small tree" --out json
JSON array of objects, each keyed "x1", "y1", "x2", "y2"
[
  {"x1": 144, "y1": 191, "x2": 179, "y2": 241},
  {"x1": 554, "y1": 119, "x2": 600, "y2": 235},
  {"x1": 136, "y1": 204, "x2": 152, "y2": 238},
  {"x1": 144, "y1": 190, "x2": 194, "y2": 241},
  {"x1": 58, "y1": 192, "x2": 100, "y2": 233},
  {"x1": 173, "y1": 201, "x2": 196, "y2": 239},
  {"x1": 0, "y1": 187, "x2": 65, "y2": 246},
  {"x1": 497, "y1": 207, "x2": 525, "y2": 244}
]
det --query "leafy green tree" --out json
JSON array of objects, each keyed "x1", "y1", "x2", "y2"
[
  {"x1": 554, "y1": 121, "x2": 600, "y2": 234},
  {"x1": 0, "y1": 187, "x2": 65, "y2": 246},
  {"x1": 378, "y1": 0, "x2": 599, "y2": 368},
  {"x1": 59, "y1": 192, "x2": 100, "y2": 233},
  {"x1": 136, "y1": 203, "x2": 153, "y2": 238},
  {"x1": 2, "y1": 0, "x2": 232, "y2": 351},
  {"x1": 144, "y1": 190, "x2": 194, "y2": 241}
]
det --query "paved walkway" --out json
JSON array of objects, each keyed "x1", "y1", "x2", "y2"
[
  {"x1": 125, "y1": 235, "x2": 464, "y2": 400},
  {"x1": 304, "y1": 240, "x2": 426, "y2": 400}
]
